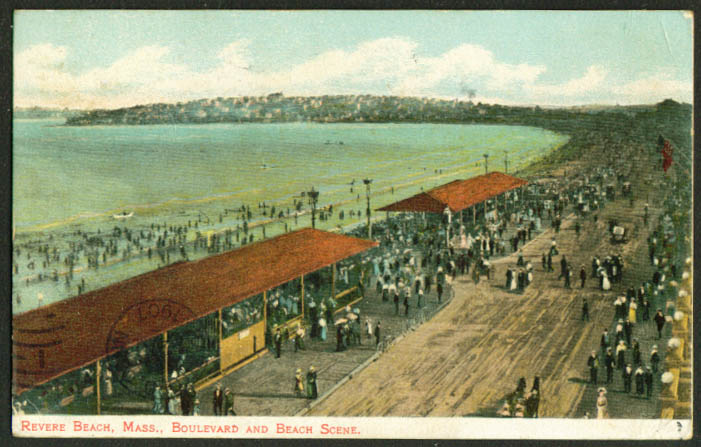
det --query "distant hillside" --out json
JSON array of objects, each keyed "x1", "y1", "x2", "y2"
[
  {"x1": 14, "y1": 107, "x2": 84, "y2": 120},
  {"x1": 63, "y1": 95, "x2": 691, "y2": 135}
]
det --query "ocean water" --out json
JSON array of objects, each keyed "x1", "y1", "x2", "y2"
[
  {"x1": 13, "y1": 119, "x2": 568, "y2": 231},
  {"x1": 12, "y1": 119, "x2": 569, "y2": 313}
]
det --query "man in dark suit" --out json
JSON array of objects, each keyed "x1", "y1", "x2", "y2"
[
  {"x1": 180, "y1": 385, "x2": 191, "y2": 416},
  {"x1": 587, "y1": 351, "x2": 599, "y2": 384},
  {"x1": 213, "y1": 383, "x2": 224, "y2": 416},
  {"x1": 652, "y1": 270, "x2": 661, "y2": 286},
  {"x1": 186, "y1": 383, "x2": 196, "y2": 415},
  {"x1": 224, "y1": 388, "x2": 235, "y2": 415},
  {"x1": 623, "y1": 319, "x2": 633, "y2": 346},
  {"x1": 581, "y1": 298, "x2": 589, "y2": 321},
  {"x1": 564, "y1": 264, "x2": 572, "y2": 288},
  {"x1": 600, "y1": 329, "x2": 610, "y2": 353},
  {"x1": 559, "y1": 255, "x2": 568, "y2": 280},
  {"x1": 374, "y1": 321, "x2": 381, "y2": 346},
  {"x1": 623, "y1": 364, "x2": 633, "y2": 393},
  {"x1": 644, "y1": 366, "x2": 654, "y2": 398},
  {"x1": 604, "y1": 348, "x2": 615, "y2": 384},
  {"x1": 274, "y1": 328, "x2": 282, "y2": 358},
  {"x1": 654, "y1": 310, "x2": 666, "y2": 339}
]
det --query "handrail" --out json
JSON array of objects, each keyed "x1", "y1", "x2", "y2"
[
  {"x1": 334, "y1": 286, "x2": 357, "y2": 300},
  {"x1": 167, "y1": 356, "x2": 220, "y2": 389},
  {"x1": 271, "y1": 314, "x2": 304, "y2": 339}
]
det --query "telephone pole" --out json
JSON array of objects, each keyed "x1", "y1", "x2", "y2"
[
  {"x1": 306, "y1": 187, "x2": 320, "y2": 229},
  {"x1": 363, "y1": 178, "x2": 373, "y2": 239}
]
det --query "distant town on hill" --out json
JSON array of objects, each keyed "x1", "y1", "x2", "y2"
[{"x1": 14, "y1": 96, "x2": 689, "y2": 135}]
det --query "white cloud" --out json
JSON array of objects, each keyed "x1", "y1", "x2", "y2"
[
  {"x1": 527, "y1": 65, "x2": 608, "y2": 98},
  {"x1": 264, "y1": 37, "x2": 418, "y2": 95},
  {"x1": 394, "y1": 43, "x2": 545, "y2": 97},
  {"x1": 616, "y1": 74, "x2": 692, "y2": 102},
  {"x1": 14, "y1": 43, "x2": 75, "y2": 95},
  {"x1": 77, "y1": 45, "x2": 189, "y2": 93},
  {"x1": 13, "y1": 39, "x2": 693, "y2": 109}
]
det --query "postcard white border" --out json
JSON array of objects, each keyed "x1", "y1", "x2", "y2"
[{"x1": 11, "y1": 415, "x2": 693, "y2": 439}]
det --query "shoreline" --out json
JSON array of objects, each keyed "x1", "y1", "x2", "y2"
[{"x1": 13, "y1": 126, "x2": 568, "y2": 236}]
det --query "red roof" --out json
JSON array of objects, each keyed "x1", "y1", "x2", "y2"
[
  {"x1": 377, "y1": 171, "x2": 528, "y2": 213},
  {"x1": 12, "y1": 228, "x2": 377, "y2": 394}
]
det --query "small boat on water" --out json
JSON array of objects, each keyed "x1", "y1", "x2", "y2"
[{"x1": 113, "y1": 212, "x2": 134, "y2": 219}]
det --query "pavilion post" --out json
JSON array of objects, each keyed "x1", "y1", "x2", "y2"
[
  {"x1": 163, "y1": 332, "x2": 168, "y2": 387},
  {"x1": 300, "y1": 275, "x2": 305, "y2": 319},
  {"x1": 444, "y1": 207, "x2": 452, "y2": 248},
  {"x1": 262, "y1": 291, "x2": 267, "y2": 326},
  {"x1": 484, "y1": 200, "x2": 487, "y2": 221},
  {"x1": 331, "y1": 264, "x2": 336, "y2": 300},
  {"x1": 473, "y1": 206, "x2": 476, "y2": 225},
  {"x1": 218, "y1": 308, "x2": 223, "y2": 373},
  {"x1": 96, "y1": 359, "x2": 101, "y2": 415}
]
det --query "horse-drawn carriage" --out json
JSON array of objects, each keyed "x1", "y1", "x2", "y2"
[
  {"x1": 622, "y1": 182, "x2": 632, "y2": 197},
  {"x1": 605, "y1": 184, "x2": 616, "y2": 200}
]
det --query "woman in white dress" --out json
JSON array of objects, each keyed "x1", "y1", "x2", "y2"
[
  {"x1": 526, "y1": 262, "x2": 534, "y2": 285},
  {"x1": 167, "y1": 387, "x2": 176, "y2": 415},
  {"x1": 509, "y1": 269, "x2": 518, "y2": 291},
  {"x1": 602, "y1": 273, "x2": 611, "y2": 291},
  {"x1": 319, "y1": 318, "x2": 327, "y2": 341},
  {"x1": 103, "y1": 369, "x2": 113, "y2": 396},
  {"x1": 596, "y1": 388, "x2": 609, "y2": 419}
]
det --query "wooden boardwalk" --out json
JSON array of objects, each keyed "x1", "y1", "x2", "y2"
[{"x1": 309, "y1": 173, "x2": 673, "y2": 417}]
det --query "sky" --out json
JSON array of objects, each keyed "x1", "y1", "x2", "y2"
[{"x1": 13, "y1": 10, "x2": 694, "y2": 109}]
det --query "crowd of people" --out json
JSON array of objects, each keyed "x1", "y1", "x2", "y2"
[
  {"x1": 293, "y1": 366, "x2": 319, "y2": 400},
  {"x1": 581, "y1": 171, "x2": 690, "y2": 418},
  {"x1": 497, "y1": 377, "x2": 541, "y2": 418},
  {"x1": 15, "y1": 129, "x2": 691, "y2": 419}
]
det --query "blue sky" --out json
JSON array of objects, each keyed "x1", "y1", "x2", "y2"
[{"x1": 14, "y1": 10, "x2": 693, "y2": 109}]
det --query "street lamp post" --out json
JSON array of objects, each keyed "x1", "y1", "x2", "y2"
[
  {"x1": 363, "y1": 178, "x2": 373, "y2": 239},
  {"x1": 307, "y1": 187, "x2": 320, "y2": 229}
]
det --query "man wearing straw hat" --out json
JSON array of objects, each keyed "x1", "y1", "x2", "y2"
[
  {"x1": 650, "y1": 345, "x2": 660, "y2": 373},
  {"x1": 294, "y1": 369, "x2": 304, "y2": 397}
]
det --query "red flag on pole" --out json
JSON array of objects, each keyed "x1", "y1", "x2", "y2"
[{"x1": 661, "y1": 139, "x2": 674, "y2": 173}]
